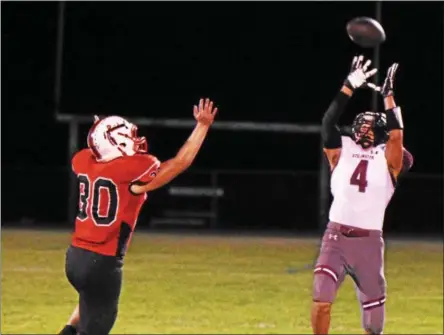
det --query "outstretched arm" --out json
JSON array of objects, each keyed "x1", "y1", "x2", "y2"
[
  {"x1": 130, "y1": 98, "x2": 218, "y2": 194},
  {"x1": 384, "y1": 95, "x2": 404, "y2": 179},
  {"x1": 322, "y1": 87, "x2": 352, "y2": 170},
  {"x1": 322, "y1": 55, "x2": 378, "y2": 170},
  {"x1": 377, "y1": 63, "x2": 404, "y2": 180},
  {"x1": 132, "y1": 123, "x2": 210, "y2": 192}
]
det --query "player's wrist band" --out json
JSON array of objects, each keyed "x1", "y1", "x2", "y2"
[
  {"x1": 383, "y1": 89, "x2": 394, "y2": 98},
  {"x1": 385, "y1": 106, "x2": 404, "y2": 130},
  {"x1": 344, "y1": 80, "x2": 354, "y2": 92}
]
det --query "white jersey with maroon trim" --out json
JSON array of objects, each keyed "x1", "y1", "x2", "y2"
[{"x1": 329, "y1": 136, "x2": 395, "y2": 231}]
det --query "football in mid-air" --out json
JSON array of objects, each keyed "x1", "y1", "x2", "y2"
[{"x1": 346, "y1": 17, "x2": 386, "y2": 48}]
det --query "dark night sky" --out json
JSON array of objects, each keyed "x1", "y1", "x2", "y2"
[{"x1": 2, "y1": 2, "x2": 443, "y2": 173}]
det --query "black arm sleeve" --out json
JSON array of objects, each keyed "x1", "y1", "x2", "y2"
[{"x1": 321, "y1": 91, "x2": 351, "y2": 149}]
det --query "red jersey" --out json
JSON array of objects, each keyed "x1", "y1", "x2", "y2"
[{"x1": 71, "y1": 148, "x2": 160, "y2": 257}]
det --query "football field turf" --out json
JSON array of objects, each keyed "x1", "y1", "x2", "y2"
[{"x1": 1, "y1": 228, "x2": 443, "y2": 334}]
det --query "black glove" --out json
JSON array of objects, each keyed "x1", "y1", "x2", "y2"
[{"x1": 367, "y1": 63, "x2": 399, "y2": 97}]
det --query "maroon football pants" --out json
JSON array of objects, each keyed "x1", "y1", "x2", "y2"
[{"x1": 312, "y1": 222, "x2": 386, "y2": 334}]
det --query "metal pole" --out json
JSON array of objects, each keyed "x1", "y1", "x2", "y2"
[
  {"x1": 54, "y1": 1, "x2": 66, "y2": 116},
  {"x1": 318, "y1": 138, "x2": 330, "y2": 231},
  {"x1": 67, "y1": 121, "x2": 79, "y2": 223},
  {"x1": 210, "y1": 171, "x2": 219, "y2": 229},
  {"x1": 372, "y1": 1, "x2": 382, "y2": 112}
]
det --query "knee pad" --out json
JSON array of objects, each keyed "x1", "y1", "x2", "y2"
[
  {"x1": 362, "y1": 297, "x2": 386, "y2": 334},
  {"x1": 312, "y1": 267, "x2": 340, "y2": 303}
]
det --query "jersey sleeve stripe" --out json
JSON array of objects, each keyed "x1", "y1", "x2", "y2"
[{"x1": 131, "y1": 159, "x2": 161, "y2": 182}]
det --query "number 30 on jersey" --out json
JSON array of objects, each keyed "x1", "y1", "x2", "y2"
[{"x1": 77, "y1": 175, "x2": 119, "y2": 226}]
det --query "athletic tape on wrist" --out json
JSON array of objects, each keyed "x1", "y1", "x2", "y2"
[
  {"x1": 344, "y1": 80, "x2": 354, "y2": 91},
  {"x1": 386, "y1": 106, "x2": 404, "y2": 130}
]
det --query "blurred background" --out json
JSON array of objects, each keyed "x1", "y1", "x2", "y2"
[{"x1": 2, "y1": 1, "x2": 443, "y2": 237}]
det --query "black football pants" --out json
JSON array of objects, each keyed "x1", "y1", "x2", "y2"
[{"x1": 65, "y1": 245, "x2": 123, "y2": 335}]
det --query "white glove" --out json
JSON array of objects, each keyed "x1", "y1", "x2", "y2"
[{"x1": 345, "y1": 55, "x2": 378, "y2": 90}]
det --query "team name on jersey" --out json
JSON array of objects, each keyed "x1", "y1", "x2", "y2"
[
  {"x1": 352, "y1": 150, "x2": 380, "y2": 160},
  {"x1": 352, "y1": 153, "x2": 374, "y2": 160}
]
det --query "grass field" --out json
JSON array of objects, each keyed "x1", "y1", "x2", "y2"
[{"x1": 1, "y1": 229, "x2": 443, "y2": 334}]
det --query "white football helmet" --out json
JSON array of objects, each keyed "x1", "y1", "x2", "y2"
[{"x1": 87, "y1": 115, "x2": 147, "y2": 162}]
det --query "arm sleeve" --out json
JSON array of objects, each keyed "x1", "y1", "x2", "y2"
[{"x1": 322, "y1": 91, "x2": 351, "y2": 149}]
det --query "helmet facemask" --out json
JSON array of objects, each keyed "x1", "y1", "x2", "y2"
[
  {"x1": 105, "y1": 124, "x2": 148, "y2": 156},
  {"x1": 88, "y1": 116, "x2": 148, "y2": 162},
  {"x1": 352, "y1": 112, "x2": 388, "y2": 149}
]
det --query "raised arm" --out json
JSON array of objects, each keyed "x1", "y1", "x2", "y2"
[
  {"x1": 380, "y1": 63, "x2": 404, "y2": 180},
  {"x1": 322, "y1": 87, "x2": 352, "y2": 170},
  {"x1": 130, "y1": 98, "x2": 218, "y2": 194},
  {"x1": 322, "y1": 55, "x2": 378, "y2": 170}
]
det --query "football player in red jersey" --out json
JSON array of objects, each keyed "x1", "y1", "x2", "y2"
[{"x1": 59, "y1": 98, "x2": 218, "y2": 335}]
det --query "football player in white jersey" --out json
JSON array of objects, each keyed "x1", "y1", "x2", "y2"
[{"x1": 311, "y1": 55, "x2": 413, "y2": 335}]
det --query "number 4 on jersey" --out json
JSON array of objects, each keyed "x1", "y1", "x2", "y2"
[{"x1": 350, "y1": 160, "x2": 369, "y2": 193}]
